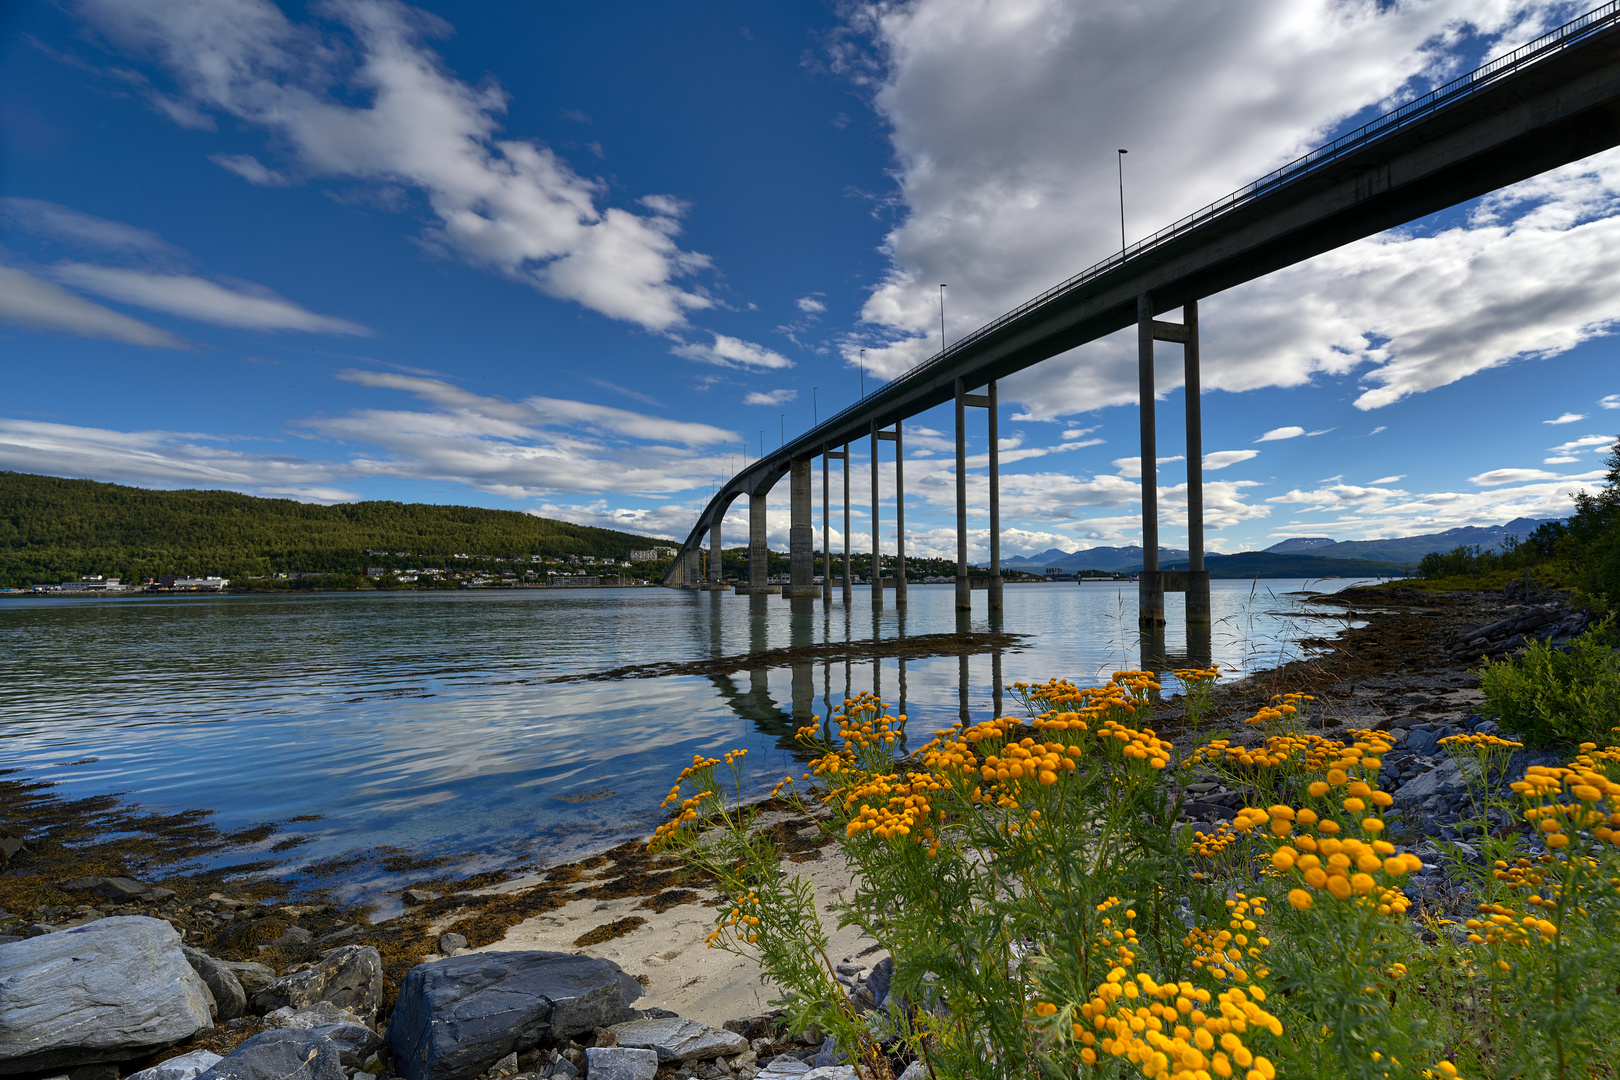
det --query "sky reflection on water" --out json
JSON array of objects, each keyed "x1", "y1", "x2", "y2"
[{"x1": 0, "y1": 579, "x2": 1364, "y2": 885}]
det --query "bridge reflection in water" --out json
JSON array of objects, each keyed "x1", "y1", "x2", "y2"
[{"x1": 698, "y1": 587, "x2": 1216, "y2": 754}]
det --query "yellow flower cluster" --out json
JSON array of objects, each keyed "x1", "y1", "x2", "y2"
[
  {"x1": 1512, "y1": 765, "x2": 1620, "y2": 849},
  {"x1": 1242, "y1": 692, "x2": 1314, "y2": 732},
  {"x1": 1190, "y1": 822, "x2": 1237, "y2": 859},
  {"x1": 649, "y1": 788, "x2": 715, "y2": 847},
  {"x1": 981, "y1": 738, "x2": 1079, "y2": 785},
  {"x1": 1173, "y1": 665, "x2": 1222, "y2": 684},
  {"x1": 841, "y1": 769, "x2": 944, "y2": 843},
  {"x1": 1070, "y1": 968, "x2": 1281, "y2": 1080},
  {"x1": 1182, "y1": 894, "x2": 1269, "y2": 983},
  {"x1": 1464, "y1": 901, "x2": 1557, "y2": 947},
  {"x1": 1240, "y1": 791, "x2": 1417, "y2": 913},
  {"x1": 704, "y1": 889, "x2": 764, "y2": 947},
  {"x1": 1096, "y1": 718, "x2": 1174, "y2": 769},
  {"x1": 661, "y1": 753, "x2": 721, "y2": 807},
  {"x1": 1437, "y1": 732, "x2": 1523, "y2": 751}
]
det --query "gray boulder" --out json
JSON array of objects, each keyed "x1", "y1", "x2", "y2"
[
  {"x1": 799, "y1": 1069, "x2": 856, "y2": 1080},
  {"x1": 263, "y1": 1002, "x2": 381, "y2": 1067},
  {"x1": 183, "y1": 948, "x2": 248, "y2": 1021},
  {"x1": 387, "y1": 951, "x2": 643, "y2": 1080},
  {"x1": 0, "y1": 916, "x2": 213, "y2": 1074},
  {"x1": 194, "y1": 1030, "x2": 343, "y2": 1080},
  {"x1": 216, "y1": 960, "x2": 277, "y2": 997},
  {"x1": 606, "y1": 1017, "x2": 747, "y2": 1063},
  {"x1": 1396, "y1": 759, "x2": 1466, "y2": 805},
  {"x1": 252, "y1": 945, "x2": 383, "y2": 1026},
  {"x1": 126, "y1": 1050, "x2": 225, "y2": 1080},
  {"x1": 755, "y1": 1061, "x2": 811, "y2": 1080},
  {"x1": 582, "y1": 1047, "x2": 657, "y2": 1080}
]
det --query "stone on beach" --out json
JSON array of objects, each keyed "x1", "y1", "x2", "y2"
[
  {"x1": 0, "y1": 915, "x2": 213, "y2": 1074},
  {"x1": 605, "y1": 1017, "x2": 747, "y2": 1062},
  {"x1": 183, "y1": 947, "x2": 248, "y2": 1021},
  {"x1": 387, "y1": 951, "x2": 643, "y2": 1080},
  {"x1": 194, "y1": 1030, "x2": 344, "y2": 1080},
  {"x1": 215, "y1": 960, "x2": 277, "y2": 997},
  {"x1": 581, "y1": 1046, "x2": 658, "y2": 1080},
  {"x1": 125, "y1": 1050, "x2": 225, "y2": 1080},
  {"x1": 264, "y1": 1002, "x2": 382, "y2": 1065},
  {"x1": 753, "y1": 1059, "x2": 811, "y2": 1080},
  {"x1": 252, "y1": 945, "x2": 384, "y2": 1026}
]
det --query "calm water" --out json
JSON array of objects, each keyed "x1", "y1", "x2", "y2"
[{"x1": 0, "y1": 580, "x2": 1365, "y2": 892}]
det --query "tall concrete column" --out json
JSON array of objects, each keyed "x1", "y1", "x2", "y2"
[
  {"x1": 842, "y1": 443, "x2": 852, "y2": 605},
  {"x1": 988, "y1": 379, "x2": 1003, "y2": 611},
  {"x1": 894, "y1": 423, "x2": 907, "y2": 606},
  {"x1": 709, "y1": 516, "x2": 722, "y2": 588},
  {"x1": 822, "y1": 452, "x2": 831, "y2": 603},
  {"x1": 1184, "y1": 300, "x2": 1211, "y2": 624},
  {"x1": 683, "y1": 546, "x2": 699, "y2": 588},
  {"x1": 1138, "y1": 293, "x2": 1165, "y2": 627},
  {"x1": 871, "y1": 421, "x2": 882, "y2": 606},
  {"x1": 954, "y1": 377, "x2": 970, "y2": 611},
  {"x1": 785, "y1": 459, "x2": 819, "y2": 598},
  {"x1": 737, "y1": 489, "x2": 778, "y2": 595}
]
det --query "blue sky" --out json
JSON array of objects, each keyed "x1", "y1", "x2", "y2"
[{"x1": 2, "y1": 0, "x2": 1618, "y2": 560}]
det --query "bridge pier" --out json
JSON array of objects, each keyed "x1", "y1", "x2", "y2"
[
  {"x1": 955, "y1": 378, "x2": 969, "y2": 610},
  {"x1": 681, "y1": 546, "x2": 700, "y2": 588},
  {"x1": 785, "y1": 459, "x2": 820, "y2": 597},
  {"x1": 1137, "y1": 293, "x2": 1210, "y2": 627},
  {"x1": 704, "y1": 514, "x2": 726, "y2": 590},
  {"x1": 954, "y1": 378, "x2": 1001, "y2": 610},
  {"x1": 736, "y1": 488, "x2": 779, "y2": 595},
  {"x1": 842, "y1": 442, "x2": 852, "y2": 605},
  {"x1": 821, "y1": 451, "x2": 830, "y2": 603},
  {"x1": 870, "y1": 421, "x2": 882, "y2": 607},
  {"x1": 876, "y1": 423, "x2": 906, "y2": 605}
]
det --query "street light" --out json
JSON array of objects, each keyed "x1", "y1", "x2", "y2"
[
  {"x1": 812, "y1": 387, "x2": 818, "y2": 426},
  {"x1": 939, "y1": 284, "x2": 947, "y2": 352},
  {"x1": 1117, "y1": 149, "x2": 1128, "y2": 257},
  {"x1": 780, "y1": 414, "x2": 785, "y2": 448},
  {"x1": 859, "y1": 350, "x2": 866, "y2": 399}
]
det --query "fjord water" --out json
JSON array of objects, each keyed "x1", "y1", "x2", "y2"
[{"x1": 1, "y1": 580, "x2": 1360, "y2": 890}]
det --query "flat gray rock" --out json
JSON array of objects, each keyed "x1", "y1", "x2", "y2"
[
  {"x1": 800, "y1": 1068, "x2": 856, "y2": 1080},
  {"x1": 755, "y1": 1060, "x2": 811, "y2": 1080},
  {"x1": 1396, "y1": 759, "x2": 1466, "y2": 804},
  {"x1": 194, "y1": 1030, "x2": 342, "y2": 1080},
  {"x1": 387, "y1": 950, "x2": 642, "y2": 1080},
  {"x1": 0, "y1": 916, "x2": 213, "y2": 1074},
  {"x1": 126, "y1": 1050, "x2": 225, "y2": 1080},
  {"x1": 581, "y1": 1047, "x2": 657, "y2": 1080},
  {"x1": 263, "y1": 1003, "x2": 379, "y2": 1067},
  {"x1": 253, "y1": 945, "x2": 383, "y2": 1026},
  {"x1": 606, "y1": 1017, "x2": 748, "y2": 1063}
]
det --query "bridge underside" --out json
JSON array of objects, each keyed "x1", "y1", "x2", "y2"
[{"x1": 664, "y1": 12, "x2": 1620, "y2": 626}]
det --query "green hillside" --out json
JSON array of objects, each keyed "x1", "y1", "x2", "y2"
[
  {"x1": 1161, "y1": 551, "x2": 1416, "y2": 579},
  {"x1": 0, "y1": 472, "x2": 674, "y2": 589}
]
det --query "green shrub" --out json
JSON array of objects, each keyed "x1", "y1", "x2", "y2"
[{"x1": 1479, "y1": 624, "x2": 1620, "y2": 748}]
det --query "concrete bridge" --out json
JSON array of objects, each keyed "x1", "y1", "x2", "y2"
[{"x1": 665, "y1": 3, "x2": 1620, "y2": 626}]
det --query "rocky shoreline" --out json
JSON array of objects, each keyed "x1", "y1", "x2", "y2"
[{"x1": 0, "y1": 583, "x2": 1598, "y2": 1080}]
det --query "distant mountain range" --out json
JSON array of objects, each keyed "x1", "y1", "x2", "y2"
[{"x1": 1003, "y1": 517, "x2": 1560, "y2": 577}]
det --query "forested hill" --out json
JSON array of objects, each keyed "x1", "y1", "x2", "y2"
[{"x1": 0, "y1": 472, "x2": 672, "y2": 588}]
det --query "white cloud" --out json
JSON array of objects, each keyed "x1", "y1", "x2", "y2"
[
  {"x1": 1203, "y1": 449, "x2": 1258, "y2": 470},
  {"x1": 1368, "y1": 475, "x2": 1404, "y2": 485},
  {"x1": 1600, "y1": 394, "x2": 1620, "y2": 409},
  {"x1": 796, "y1": 296, "x2": 827, "y2": 314},
  {"x1": 1543, "y1": 412, "x2": 1586, "y2": 424},
  {"x1": 1368, "y1": 426, "x2": 1387, "y2": 436},
  {"x1": 53, "y1": 264, "x2": 371, "y2": 335},
  {"x1": 1544, "y1": 456, "x2": 1580, "y2": 464},
  {"x1": 0, "y1": 417, "x2": 351, "y2": 496},
  {"x1": 1548, "y1": 433, "x2": 1615, "y2": 455},
  {"x1": 1061, "y1": 426, "x2": 1096, "y2": 440},
  {"x1": 1112, "y1": 455, "x2": 1184, "y2": 480},
  {"x1": 834, "y1": 0, "x2": 1620, "y2": 419},
  {"x1": 79, "y1": 0, "x2": 713, "y2": 331},
  {"x1": 1469, "y1": 467, "x2": 1560, "y2": 486},
  {"x1": 1306, "y1": 428, "x2": 1334, "y2": 437},
  {"x1": 209, "y1": 152, "x2": 293, "y2": 187},
  {"x1": 1, "y1": 197, "x2": 178, "y2": 254},
  {"x1": 0, "y1": 265, "x2": 185, "y2": 349},
  {"x1": 743, "y1": 389, "x2": 798, "y2": 406},
  {"x1": 671, "y1": 333, "x2": 794, "y2": 370},
  {"x1": 1256, "y1": 426, "x2": 1305, "y2": 442}
]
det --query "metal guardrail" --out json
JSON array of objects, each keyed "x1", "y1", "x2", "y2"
[{"x1": 811, "y1": 0, "x2": 1620, "y2": 439}]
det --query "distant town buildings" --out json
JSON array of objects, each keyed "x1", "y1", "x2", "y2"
[{"x1": 629, "y1": 546, "x2": 678, "y2": 562}]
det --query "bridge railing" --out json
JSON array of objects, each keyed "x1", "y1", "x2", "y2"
[{"x1": 812, "y1": 1, "x2": 1620, "y2": 441}]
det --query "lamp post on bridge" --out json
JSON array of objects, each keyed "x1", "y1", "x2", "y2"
[
  {"x1": 939, "y1": 284, "x2": 947, "y2": 352},
  {"x1": 1117, "y1": 149, "x2": 1128, "y2": 256}
]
